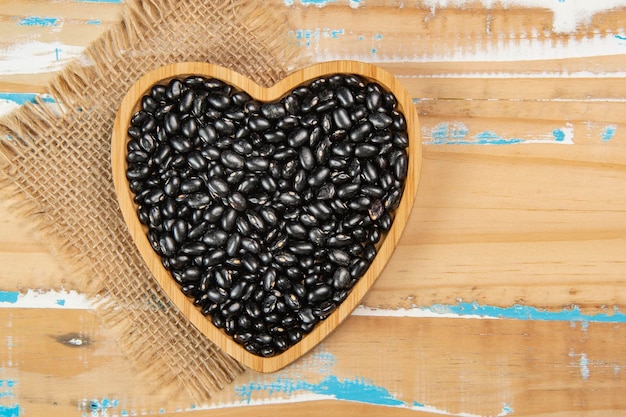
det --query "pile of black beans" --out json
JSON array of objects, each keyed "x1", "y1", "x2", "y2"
[{"x1": 125, "y1": 73, "x2": 409, "y2": 357}]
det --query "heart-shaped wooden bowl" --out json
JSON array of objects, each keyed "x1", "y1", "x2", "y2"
[{"x1": 111, "y1": 61, "x2": 421, "y2": 372}]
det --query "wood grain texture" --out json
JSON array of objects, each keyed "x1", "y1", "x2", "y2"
[
  {"x1": 111, "y1": 61, "x2": 421, "y2": 372},
  {"x1": 1, "y1": 0, "x2": 626, "y2": 415}
]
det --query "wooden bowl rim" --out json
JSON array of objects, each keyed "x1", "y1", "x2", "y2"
[{"x1": 111, "y1": 60, "x2": 422, "y2": 372}]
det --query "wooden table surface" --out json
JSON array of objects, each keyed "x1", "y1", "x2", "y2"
[{"x1": 1, "y1": 1, "x2": 626, "y2": 416}]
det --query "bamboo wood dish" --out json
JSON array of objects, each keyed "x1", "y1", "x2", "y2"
[{"x1": 111, "y1": 61, "x2": 421, "y2": 372}]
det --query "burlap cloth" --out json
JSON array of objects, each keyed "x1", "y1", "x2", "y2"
[{"x1": 0, "y1": 0, "x2": 308, "y2": 399}]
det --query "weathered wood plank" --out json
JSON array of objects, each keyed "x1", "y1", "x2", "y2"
[{"x1": 1, "y1": 308, "x2": 625, "y2": 416}]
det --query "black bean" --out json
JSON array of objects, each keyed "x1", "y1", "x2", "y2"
[
  {"x1": 261, "y1": 103, "x2": 287, "y2": 120},
  {"x1": 299, "y1": 146, "x2": 315, "y2": 171},
  {"x1": 288, "y1": 128, "x2": 309, "y2": 148},
  {"x1": 285, "y1": 222, "x2": 307, "y2": 240},
  {"x1": 366, "y1": 90, "x2": 383, "y2": 111},
  {"x1": 171, "y1": 219, "x2": 188, "y2": 243},
  {"x1": 329, "y1": 249, "x2": 351, "y2": 266},
  {"x1": 206, "y1": 93, "x2": 230, "y2": 110},
  {"x1": 198, "y1": 125, "x2": 218, "y2": 144},
  {"x1": 336, "y1": 86, "x2": 355, "y2": 108},
  {"x1": 186, "y1": 193, "x2": 211, "y2": 209},
  {"x1": 391, "y1": 110, "x2": 407, "y2": 131},
  {"x1": 332, "y1": 107, "x2": 352, "y2": 130},
  {"x1": 355, "y1": 143, "x2": 379, "y2": 158},
  {"x1": 332, "y1": 267, "x2": 351, "y2": 289},
  {"x1": 126, "y1": 164, "x2": 151, "y2": 180},
  {"x1": 220, "y1": 207, "x2": 238, "y2": 232},
  {"x1": 282, "y1": 94, "x2": 300, "y2": 115},
  {"x1": 394, "y1": 153, "x2": 408, "y2": 181},
  {"x1": 262, "y1": 294, "x2": 278, "y2": 314},
  {"x1": 141, "y1": 95, "x2": 158, "y2": 112},
  {"x1": 225, "y1": 233, "x2": 241, "y2": 257},
  {"x1": 349, "y1": 121, "x2": 373, "y2": 142},
  {"x1": 278, "y1": 191, "x2": 301, "y2": 206},
  {"x1": 350, "y1": 258, "x2": 370, "y2": 278},
  {"x1": 228, "y1": 192, "x2": 247, "y2": 212},
  {"x1": 298, "y1": 307, "x2": 316, "y2": 324},
  {"x1": 218, "y1": 150, "x2": 243, "y2": 170},
  {"x1": 307, "y1": 167, "x2": 330, "y2": 187},
  {"x1": 276, "y1": 116, "x2": 298, "y2": 131},
  {"x1": 179, "y1": 177, "x2": 201, "y2": 193},
  {"x1": 245, "y1": 157, "x2": 269, "y2": 172},
  {"x1": 368, "y1": 112, "x2": 393, "y2": 130},
  {"x1": 300, "y1": 94, "x2": 319, "y2": 113},
  {"x1": 248, "y1": 116, "x2": 271, "y2": 132}
]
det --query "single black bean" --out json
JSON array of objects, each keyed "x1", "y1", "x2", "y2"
[
  {"x1": 225, "y1": 233, "x2": 241, "y2": 257},
  {"x1": 206, "y1": 93, "x2": 231, "y2": 110},
  {"x1": 284, "y1": 293, "x2": 301, "y2": 311},
  {"x1": 187, "y1": 221, "x2": 209, "y2": 240},
  {"x1": 336, "y1": 86, "x2": 355, "y2": 108},
  {"x1": 161, "y1": 197, "x2": 177, "y2": 219},
  {"x1": 228, "y1": 192, "x2": 247, "y2": 212},
  {"x1": 245, "y1": 157, "x2": 269, "y2": 172},
  {"x1": 171, "y1": 219, "x2": 188, "y2": 243},
  {"x1": 126, "y1": 164, "x2": 151, "y2": 180},
  {"x1": 350, "y1": 258, "x2": 370, "y2": 278},
  {"x1": 394, "y1": 152, "x2": 408, "y2": 181},
  {"x1": 391, "y1": 110, "x2": 407, "y2": 131},
  {"x1": 229, "y1": 280, "x2": 248, "y2": 300},
  {"x1": 332, "y1": 267, "x2": 351, "y2": 289},
  {"x1": 141, "y1": 95, "x2": 158, "y2": 112},
  {"x1": 368, "y1": 112, "x2": 393, "y2": 130},
  {"x1": 274, "y1": 251, "x2": 297, "y2": 267},
  {"x1": 332, "y1": 107, "x2": 352, "y2": 130},
  {"x1": 278, "y1": 191, "x2": 301, "y2": 206},
  {"x1": 219, "y1": 150, "x2": 245, "y2": 170},
  {"x1": 300, "y1": 94, "x2": 319, "y2": 113},
  {"x1": 264, "y1": 131, "x2": 286, "y2": 144},
  {"x1": 362, "y1": 161, "x2": 379, "y2": 183},
  {"x1": 290, "y1": 241, "x2": 314, "y2": 255},
  {"x1": 186, "y1": 193, "x2": 211, "y2": 209},
  {"x1": 242, "y1": 253, "x2": 260, "y2": 272},
  {"x1": 262, "y1": 294, "x2": 278, "y2": 314},
  {"x1": 307, "y1": 167, "x2": 330, "y2": 187},
  {"x1": 298, "y1": 307, "x2": 316, "y2": 324},
  {"x1": 186, "y1": 152, "x2": 207, "y2": 171},
  {"x1": 221, "y1": 207, "x2": 238, "y2": 232},
  {"x1": 355, "y1": 143, "x2": 378, "y2": 158},
  {"x1": 180, "y1": 241, "x2": 207, "y2": 256},
  {"x1": 179, "y1": 177, "x2": 202, "y2": 194},
  {"x1": 286, "y1": 222, "x2": 307, "y2": 240},
  {"x1": 299, "y1": 146, "x2": 315, "y2": 171},
  {"x1": 329, "y1": 249, "x2": 351, "y2": 266},
  {"x1": 214, "y1": 118, "x2": 235, "y2": 135},
  {"x1": 288, "y1": 127, "x2": 309, "y2": 148},
  {"x1": 366, "y1": 90, "x2": 383, "y2": 111},
  {"x1": 282, "y1": 94, "x2": 300, "y2": 115},
  {"x1": 206, "y1": 287, "x2": 228, "y2": 304},
  {"x1": 198, "y1": 125, "x2": 218, "y2": 144},
  {"x1": 349, "y1": 121, "x2": 373, "y2": 142},
  {"x1": 276, "y1": 116, "x2": 298, "y2": 131},
  {"x1": 315, "y1": 99, "x2": 336, "y2": 113},
  {"x1": 207, "y1": 178, "x2": 229, "y2": 198},
  {"x1": 261, "y1": 102, "x2": 287, "y2": 120},
  {"x1": 248, "y1": 116, "x2": 271, "y2": 132}
]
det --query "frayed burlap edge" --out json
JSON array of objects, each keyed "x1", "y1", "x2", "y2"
[{"x1": 0, "y1": 0, "x2": 309, "y2": 400}]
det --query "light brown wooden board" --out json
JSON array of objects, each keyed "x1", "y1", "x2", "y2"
[{"x1": 1, "y1": 0, "x2": 626, "y2": 415}]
